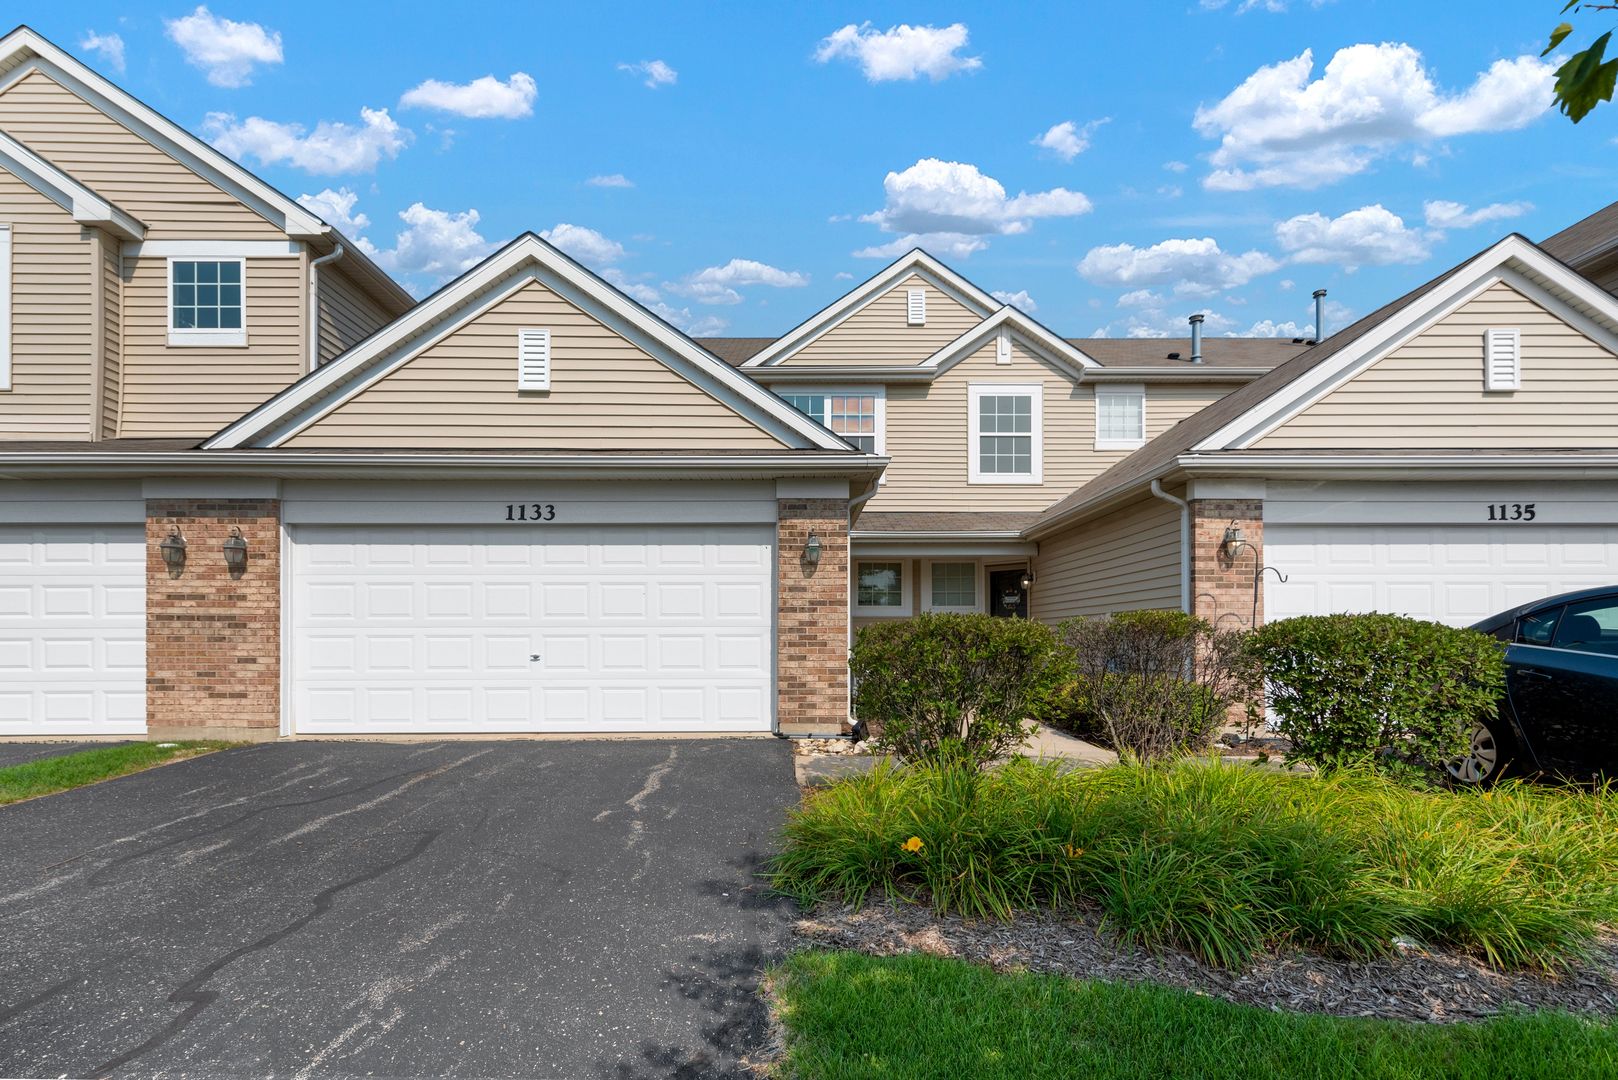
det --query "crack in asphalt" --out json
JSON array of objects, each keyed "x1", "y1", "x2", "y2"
[
  {"x1": 85, "y1": 829, "x2": 442, "y2": 1079},
  {"x1": 0, "y1": 975, "x2": 80, "y2": 1028}
]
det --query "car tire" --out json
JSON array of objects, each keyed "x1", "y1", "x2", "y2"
[{"x1": 1446, "y1": 717, "x2": 1514, "y2": 787}]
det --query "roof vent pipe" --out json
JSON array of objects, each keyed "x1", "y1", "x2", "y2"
[
  {"x1": 1188, "y1": 313, "x2": 1204, "y2": 364},
  {"x1": 1313, "y1": 288, "x2": 1327, "y2": 344}
]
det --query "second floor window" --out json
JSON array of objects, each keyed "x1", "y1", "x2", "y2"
[
  {"x1": 1095, "y1": 385, "x2": 1146, "y2": 450},
  {"x1": 778, "y1": 389, "x2": 883, "y2": 454},
  {"x1": 170, "y1": 259, "x2": 245, "y2": 346},
  {"x1": 969, "y1": 383, "x2": 1042, "y2": 483}
]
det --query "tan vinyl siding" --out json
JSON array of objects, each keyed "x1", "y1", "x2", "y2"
[
  {"x1": 869, "y1": 337, "x2": 1229, "y2": 512},
  {"x1": 1030, "y1": 494, "x2": 1183, "y2": 621},
  {"x1": 119, "y1": 255, "x2": 305, "y2": 436},
  {"x1": 1259, "y1": 281, "x2": 1618, "y2": 449},
  {"x1": 286, "y1": 277, "x2": 788, "y2": 449},
  {"x1": 785, "y1": 275, "x2": 982, "y2": 365},
  {"x1": 0, "y1": 167, "x2": 94, "y2": 439},
  {"x1": 0, "y1": 69, "x2": 281, "y2": 239},
  {"x1": 317, "y1": 263, "x2": 393, "y2": 363},
  {"x1": 98, "y1": 230, "x2": 121, "y2": 437}
]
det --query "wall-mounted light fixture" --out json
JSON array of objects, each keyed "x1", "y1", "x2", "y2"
[
  {"x1": 804, "y1": 532, "x2": 822, "y2": 568},
  {"x1": 158, "y1": 526, "x2": 187, "y2": 573},
  {"x1": 222, "y1": 526, "x2": 248, "y2": 573},
  {"x1": 1221, "y1": 525, "x2": 1247, "y2": 562},
  {"x1": 1019, "y1": 568, "x2": 1036, "y2": 591}
]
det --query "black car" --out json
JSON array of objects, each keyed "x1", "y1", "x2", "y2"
[{"x1": 1459, "y1": 587, "x2": 1618, "y2": 785}]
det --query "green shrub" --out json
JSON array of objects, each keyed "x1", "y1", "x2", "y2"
[
  {"x1": 1249, "y1": 613, "x2": 1506, "y2": 778},
  {"x1": 852, "y1": 613, "x2": 1072, "y2": 766},
  {"x1": 769, "y1": 760, "x2": 1618, "y2": 970},
  {"x1": 1057, "y1": 610, "x2": 1256, "y2": 762}
]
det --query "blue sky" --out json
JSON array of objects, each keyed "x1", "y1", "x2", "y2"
[{"x1": 35, "y1": 2, "x2": 1618, "y2": 340}]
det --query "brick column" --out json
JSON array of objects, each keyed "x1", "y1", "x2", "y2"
[
  {"x1": 146, "y1": 499, "x2": 281, "y2": 741},
  {"x1": 776, "y1": 498, "x2": 850, "y2": 736},
  {"x1": 1189, "y1": 498, "x2": 1264, "y2": 631}
]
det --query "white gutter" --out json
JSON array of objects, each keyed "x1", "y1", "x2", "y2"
[
  {"x1": 307, "y1": 242, "x2": 345, "y2": 371},
  {"x1": 1149, "y1": 479, "x2": 1191, "y2": 614}
]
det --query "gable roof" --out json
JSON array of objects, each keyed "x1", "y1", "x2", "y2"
[
  {"x1": 203, "y1": 233, "x2": 863, "y2": 452},
  {"x1": 1540, "y1": 198, "x2": 1618, "y2": 270},
  {"x1": 741, "y1": 249, "x2": 1000, "y2": 367},
  {"x1": 1026, "y1": 233, "x2": 1618, "y2": 538},
  {"x1": 0, "y1": 126, "x2": 142, "y2": 239},
  {"x1": 0, "y1": 25, "x2": 412, "y2": 313},
  {"x1": 699, "y1": 334, "x2": 1306, "y2": 373},
  {"x1": 920, "y1": 304, "x2": 1099, "y2": 378}
]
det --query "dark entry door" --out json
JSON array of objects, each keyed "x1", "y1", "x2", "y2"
[{"x1": 988, "y1": 569, "x2": 1028, "y2": 618}]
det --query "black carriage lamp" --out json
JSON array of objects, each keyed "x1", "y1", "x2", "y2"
[
  {"x1": 222, "y1": 526, "x2": 248, "y2": 572},
  {"x1": 1019, "y1": 568, "x2": 1035, "y2": 591},
  {"x1": 158, "y1": 526, "x2": 187, "y2": 572},
  {"x1": 803, "y1": 531, "x2": 823, "y2": 567}
]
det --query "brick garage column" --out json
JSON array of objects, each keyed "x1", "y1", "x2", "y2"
[
  {"x1": 147, "y1": 499, "x2": 281, "y2": 741},
  {"x1": 776, "y1": 497, "x2": 850, "y2": 736},
  {"x1": 1189, "y1": 498, "x2": 1264, "y2": 631}
]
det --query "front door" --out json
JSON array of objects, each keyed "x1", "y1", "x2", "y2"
[{"x1": 988, "y1": 569, "x2": 1028, "y2": 619}]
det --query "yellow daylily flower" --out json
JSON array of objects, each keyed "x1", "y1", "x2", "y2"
[{"x1": 901, "y1": 836, "x2": 925, "y2": 853}]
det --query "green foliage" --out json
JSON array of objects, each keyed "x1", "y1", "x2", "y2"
[
  {"x1": 0, "y1": 741, "x2": 238, "y2": 805},
  {"x1": 851, "y1": 613, "x2": 1072, "y2": 766},
  {"x1": 772, "y1": 951, "x2": 1618, "y2": 1080},
  {"x1": 1248, "y1": 613, "x2": 1505, "y2": 778},
  {"x1": 1057, "y1": 610, "x2": 1256, "y2": 762},
  {"x1": 1546, "y1": 6, "x2": 1618, "y2": 122},
  {"x1": 769, "y1": 759, "x2": 1618, "y2": 970}
]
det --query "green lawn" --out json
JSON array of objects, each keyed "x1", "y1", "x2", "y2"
[
  {"x1": 771, "y1": 951, "x2": 1618, "y2": 1079},
  {"x1": 0, "y1": 741, "x2": 238, "y2": 805}
]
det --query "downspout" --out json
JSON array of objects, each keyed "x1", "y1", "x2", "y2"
[
  {"x1": 307, "y1": 243, "x2": 345, "y2": 371},
  {"x1": 1150, "y1": 479, "x2": 1191, "y2": 614}
]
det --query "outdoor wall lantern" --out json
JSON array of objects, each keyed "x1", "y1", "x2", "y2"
[
  {"x1": 1020, "y1": 568, "x2": 1036, "y2": 591},
  {"x1": 1221, "y1": 525, "x2": 1247, "y2": 562},
  {"x1": 222, "y1": 526, "x2": 248, "y2": 572},
  {"x1": 158, "y1": 526, "x2": 187, "y2": 572},
  {"x1": 804, "y1": 532, "x2": 823, "y2": 567}
]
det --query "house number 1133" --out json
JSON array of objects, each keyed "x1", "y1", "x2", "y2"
[
  {"x1": 1486, "y1": 502, "x2": 1536, "y2": 521},
  {"x1": 504, "y1": 503, "x2": 556, "y2": 521}
]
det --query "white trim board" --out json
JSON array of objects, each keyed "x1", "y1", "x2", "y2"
[
  {"x1": 0, "y1": 128, "x2": 144, "y2": 239},
  {"x1": 921, "y1": 304, "x2": 1099, "y2": 377}
]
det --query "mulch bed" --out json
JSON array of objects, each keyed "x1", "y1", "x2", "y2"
[{"x1": 793, "y1": 902, "x2": 1618, "y2": 1024}]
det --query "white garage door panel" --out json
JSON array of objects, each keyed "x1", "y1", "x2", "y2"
[
  {"x1": 292, "y1": 525, "x2": 774, "y2": 733},
  {"x1": 1266, "y1": 523, "x2": 1618, "y2": 627},
  {"x1": 0, "y1": 525, "x2": 147, "y2": 735}
]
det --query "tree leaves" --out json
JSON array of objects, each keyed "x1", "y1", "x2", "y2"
[{"x1": 1554, "y1": 30, "x2": 1618, "y2": 122}]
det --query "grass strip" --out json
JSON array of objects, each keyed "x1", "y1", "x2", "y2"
[
  {"x1": 771, "y1": 950, "x2": 1618, "y2": 1080},
  {"x1": 0, "y1": 741, "x2": 239, "y2": 805}
]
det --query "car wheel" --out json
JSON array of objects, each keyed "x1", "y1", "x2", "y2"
[{"x1": 1447, "y1": 719, "x2": 1509, "y2": 786}]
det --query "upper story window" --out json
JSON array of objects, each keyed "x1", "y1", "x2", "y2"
[
  {"x1": 1095, "y1": 384, "x2": 1146, "y2": 450},
  {"x1": 169, "y1": 258, "x2": 246, "y2": 347},
  {"x1": 778, "y1": 388, "x2": 884, "y2": 454},
  {"x1": 968, "y1": 383, "x2": 1042, "y2": 484}
]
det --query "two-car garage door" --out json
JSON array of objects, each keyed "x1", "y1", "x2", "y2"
[{"x1": 290, "y1": 524, "x2": 775, "y2": 733}]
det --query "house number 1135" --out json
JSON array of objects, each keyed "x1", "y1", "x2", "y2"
[
  {"x1": 1486, "y1": 502, "x2": 1536, "y2": 521},
  {"x1": 505, "y1": 503, "x2": 556, "y2": 521}
]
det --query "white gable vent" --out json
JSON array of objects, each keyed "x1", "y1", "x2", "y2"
[
  {"x1": 906, "y1": 287, "x2": 926, "y2": 326},
  {"x1": 1483, "y1": 328, "x2": 1520, "y2": 392},
  {"x1": 517, "y1": 328, "x2": 551, "y2": 390}
]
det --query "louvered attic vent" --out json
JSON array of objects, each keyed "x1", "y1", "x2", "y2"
[
  {"x1": 517, "y1": 328, "x2": 551, "y2": 390},
  {"x1": 906, "y1": 288, "x2": 926, "y2": 326},
  {"x1": 1483, "y1": 328, "x2": 1520, "y2": 392}
]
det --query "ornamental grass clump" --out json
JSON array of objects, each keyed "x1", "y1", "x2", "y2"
[{"x1": 769, "y1": 759, "x2": 1618, "y2": 971}]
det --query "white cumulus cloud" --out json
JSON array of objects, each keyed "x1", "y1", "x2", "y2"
[
  {"x1": 1032, "y1": 119, "x2": 1108, "y2": 162},
  {"x1": 400, "y1": 73, "x2": 537, "y2": 119},
  {"x1": 1078, "y1": 237, "x2": 1279, "y2": 296},
  {"x1": 204, "y1": 108, "x2": 411, "y2": 174},
  {"x1": 815, "y1": 22, "x2": 982, "y2": 82},
  {"x1": 80, "y1": 31, "x2": 125, "y2": 73},
  {"x1": 586, "y1": 173, "x2": 635, "y2": 188},
  {"x1": 296, "y1": 187, "x2": 370, "y2": 238},
  {"x1": 1274, "y1": 204, "x2": 1430, "y2": 268},
  {"x1": 539, "y1": 223, "x2": 626, "y2": 268},
  {"x1": 853, "y1": 232, "x2": 990, "y2": 261},
  {"x1": 991, "y1": 289, "x2": 1037, "y2": 313},
  {"x1": 618, "y1": 60, "x2": 677, "y2": 88},
  {"x1": 1194, "y1": 43, "x2": 1555, "y2": 190},
  {"x1": 363, "y1": 203, "x2": 494, "y2": 286},
  {"x1": 671, "y1": 259, "x2": 810, "y2": 305},
  {"x1": 1422, "y1": 199, "x2": 1533, "y2": 230},
  {"x1": 856, "y1": 158, "x2": 1090, "y2": 259},
  {"x1": 165, "y1": 6, "x2": 283, "y2": 88}
]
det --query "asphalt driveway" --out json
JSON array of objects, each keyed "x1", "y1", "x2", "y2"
[{"x1": 0, "y1": 739, "x2": 799, "y2": 1079}]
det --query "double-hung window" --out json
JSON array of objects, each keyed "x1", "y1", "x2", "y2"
[
  {"x1": 778, "y1": 388, "x2": 884, "y2": 454},
  {"x1": 968, "y1": 383, "x2": 1042, "y2": 483},
  {"x1": 1095, "y1": 384, "x2": 1146, "y2": 450},
  {"x1": 169, "y1": 258, "x2": 246, "y2": 347},
  {"x1": 924, "y1": 561, "x2": 980, "y2": 614},
  {"x1": 853, "y1": 560, "x2": 911, "y2": 616}
]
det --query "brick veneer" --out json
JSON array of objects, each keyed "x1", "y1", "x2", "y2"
[
  {"x1": 1189, "y1": 498, "x2": 1264, "y2": 631},
  {"x1": 776, "y1": 498, "x2": 850, "y2": 735},
  {"x1": 146, "y1": 499, "x2": 281, "y2": 741}
]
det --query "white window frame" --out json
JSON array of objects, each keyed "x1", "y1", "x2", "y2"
[
  {"x1": 968, "y1": 382, "x2": 1043, "y2": 484},
  {"x1": 853, "y1": 558, "x2": 912, "y2": 617},
  {"x1": 167, "y1": 256, "x2": 248, "y2": 347},
  {"x1": 923, "y1": 560, "x2": 983, "y2": 614},
  {"x1": 778, "y1": 385, "x2": 886, "y2": 456},
  {"x1": 1094, "y1": 383, "x2": 1147, "y2": 451},
  {"x1": 0, "y1": 223, "x2": 11, "y2": 391}
]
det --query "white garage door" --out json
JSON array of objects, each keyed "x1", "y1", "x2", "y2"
[
  {"x1": 1266, "y1": 523, "x2": 1618, "y2": 627},
  {"x1": 290, "y1": 524, "x2": 775, "y2": 733},
  {"x1": 0, "y1": 525, "x2": 146, "y2": 736}
]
